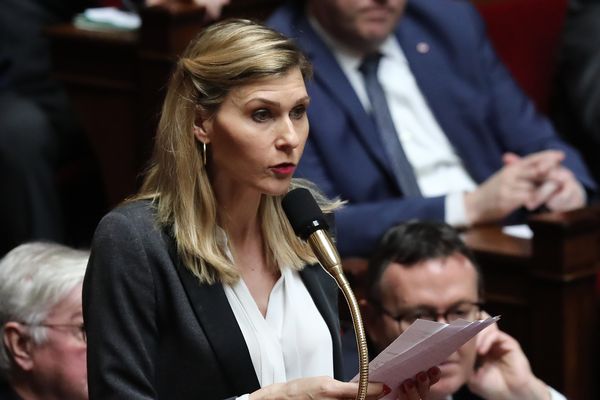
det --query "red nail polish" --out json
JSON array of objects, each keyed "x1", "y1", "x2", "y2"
[
  {"x1": 418, "y1": 372, "x2": 427, "y2": 382},
  {"x1": 382, "y1": 385, "x2": 391, "y2": 395},
  {"x1": 405, "y1": 380, "x2": 414, "y2": 389}
]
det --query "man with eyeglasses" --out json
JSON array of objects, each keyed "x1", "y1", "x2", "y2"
[
  {"x1": 343, "y1": 221, "x2": 565, "y2": 400},
  {"x1": 0, "y1": 242, "x2": 88, "y2": 400}
]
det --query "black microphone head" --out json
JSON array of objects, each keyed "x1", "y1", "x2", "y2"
[{"x1": 282, "y1": 188, "x2": 329, "y2": 240}]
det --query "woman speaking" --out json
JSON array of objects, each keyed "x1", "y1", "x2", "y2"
[{"x1": 83, "y1": 19, "x2": 437, "y2": 400}]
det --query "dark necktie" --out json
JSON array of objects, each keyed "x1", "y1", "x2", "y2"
[{"x1": 359, "y1": 53, "x2": 422, "y2": 197}]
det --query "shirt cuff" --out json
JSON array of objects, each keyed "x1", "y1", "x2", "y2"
[{"x1": 444, "y1": 192, "x2": 468, "y2": 227}]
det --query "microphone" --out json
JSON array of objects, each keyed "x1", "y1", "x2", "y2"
[
  {"x1": 281, "y1": 188, "x2": 343, "y2": 279},
  {"x1": 282, "y1": 188, "x2": 369, "y2": 400}
]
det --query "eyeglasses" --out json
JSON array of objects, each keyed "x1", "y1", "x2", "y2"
[
  {"x1": 372, "y1": 300, "x2": 483, "y2": 330},
  {"x1": 21, "y1": 322, "x2": 86, "y2": 343}
]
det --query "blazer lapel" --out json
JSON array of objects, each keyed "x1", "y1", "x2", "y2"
[
  {"x1": 164, "y1": 229, "x2": 344, "y2": 386},
  {"x1": 164, "y1": 232, "x2": 260, "y2": 395},
  {"x1": 396, "y1": 12, "x2": 500, "y2": 183},
  {"x1": 294, "y1": 16, "x2": 394, "y2": 179}
]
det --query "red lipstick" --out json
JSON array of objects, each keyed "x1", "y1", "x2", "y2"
[{"x1": 271, "y1": 163, "x2": 296, "y2": 176}]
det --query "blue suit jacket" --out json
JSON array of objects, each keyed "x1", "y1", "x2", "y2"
[{"x1": 268, "y1": 0, "x2": 596, "y2": 257}]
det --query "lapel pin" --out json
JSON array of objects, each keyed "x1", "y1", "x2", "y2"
[{"x1": 416, "y1": 42, "x2": 430, "y2": 54}]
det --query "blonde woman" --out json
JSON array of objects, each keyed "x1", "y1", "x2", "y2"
[{"x1": 83, "y1": 19, "x2": 438, "y2": 400}]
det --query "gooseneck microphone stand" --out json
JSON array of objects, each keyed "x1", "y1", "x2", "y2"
[{"x1": 283, "y1": 188, "x2": 369, "y2": 400}]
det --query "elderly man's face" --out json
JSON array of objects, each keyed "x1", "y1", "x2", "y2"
[
  {"x1": 367, "y1": 254, "x2": 480, "y2": 400},
  {"x1": 30, "y1": 283, "x2": 87, "y2": 400},
  {"x1": 309, "y1": 0, "x2": 407, "y2": 54}
]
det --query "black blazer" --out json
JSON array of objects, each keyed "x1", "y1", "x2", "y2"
[
  {"x1": 0, "y1": 378, "x2": 21, "y2": 400},
  {"x1": 83, "y1": 201, "x2": 343, "y2": 399}
]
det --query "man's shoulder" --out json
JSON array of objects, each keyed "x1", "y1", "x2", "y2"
[
  {"x1": 402, "y1": 0, "x2": 481, "y2": 31},
  {"x1": 405, "y1": 0, "x2": 477, "y2": 16},
  {"x1": 266, "y1": 0, "x2": 304, "y2": 36}
]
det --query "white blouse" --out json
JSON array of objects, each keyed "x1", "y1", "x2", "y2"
[{"x1": 224, "y1": 266, "x2": 334, "y2": 398}]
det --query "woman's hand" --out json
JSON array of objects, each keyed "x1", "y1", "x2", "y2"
[
  {"x1": 249, "y1": 376, "x2": 386, "y2": 400},
  {"x1": 397, "y1": 367, "x2": 441, "y2": 400},
  {"x1": 249, "y1": 367, "x2": 441, "y2": 400}
]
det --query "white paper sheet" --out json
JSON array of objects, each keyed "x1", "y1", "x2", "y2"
[
  {"x1": 352, "y1": 316, "x2": 499, "y2": 400},
  {"x1": 77, "y1": 7, "x2": 141, "y2": 30},
  {"x1": 502, "y1": 224, "x2": 533, "y2": 239}
]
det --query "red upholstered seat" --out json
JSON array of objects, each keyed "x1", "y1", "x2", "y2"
[
  {"x1": 473, "y1": 0, "x2": 568, "y2": 114},
  {"x1": 474, "y1": 1, "x2": 600, "y2": 294}
]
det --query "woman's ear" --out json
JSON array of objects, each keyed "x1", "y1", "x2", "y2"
[
  {"x1": 193, "y1": 108, "x2": 212, "y2": 144},
  {"x1": 3, "y1": 322, "x2": 35, "y2": 371}
]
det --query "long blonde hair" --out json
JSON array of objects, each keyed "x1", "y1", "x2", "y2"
[{"x1": 134, "y1": 19, "x2": 337, "y2": 284}]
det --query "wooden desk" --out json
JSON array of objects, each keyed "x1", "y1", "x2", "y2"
[
  {"x1": 47, "y1": 4, "x2": 209, "y2": 206},
  {"x1": 343, "y1": 207, "x2": 599, "y2": 400},
  {"x1": 463, "y1": 207, "x2": 599, "y2": 400},
  {"x1": 48, "y1": 26, "x2": 140, "y2": 206}
]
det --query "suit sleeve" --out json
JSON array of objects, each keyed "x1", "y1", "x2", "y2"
[
  {"x1": 83, "y1": 211, "x2": 160, "y2": 399},
  {"x1": 298, "y1": 137, "x2": 445, "y2": 258},
  {"x1": 83, "y1": 210, "x2": 245, "y2": 400},
  {"x1": 467, "y1": 4, "x2": 597, "y2": 193}
]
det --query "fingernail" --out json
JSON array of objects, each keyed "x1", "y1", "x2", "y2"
[
  {"x1": 417, "y1": 372, "x2": 427, "y2": 382},
  {"x1": 382, "y1": 385, "x2": 391, "y2": 395},
  {"x1": 428, "y1": 366, "x2": 440, "y2": 376},
  {"x1": 404, "y1": 380, "x2": 414, "y2": 390}
]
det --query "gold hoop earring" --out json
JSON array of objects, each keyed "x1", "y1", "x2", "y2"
[{"x1": 202, "y1": 142, "x2": 207, "y2": 167}]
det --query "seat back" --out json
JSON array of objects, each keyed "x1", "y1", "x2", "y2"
[{"x1": 473, "y1": 0, "x2": 568, "y2": 114}]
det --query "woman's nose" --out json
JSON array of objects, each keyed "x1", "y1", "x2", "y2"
[{"x1": 276, "y1": 118, "x2": 302, "y2": 149}]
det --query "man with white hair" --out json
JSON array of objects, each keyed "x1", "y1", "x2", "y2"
[{"x1": 0, "y1": 242, "x2": 89, "y2": 400}]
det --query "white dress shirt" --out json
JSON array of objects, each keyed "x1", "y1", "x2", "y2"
[{"x1": 217, "y1": 230, "x2": 334, "y2": 399}]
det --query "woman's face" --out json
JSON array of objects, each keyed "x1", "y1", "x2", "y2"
[{"x1": 198, "y1": 67, "x2": 310, "y2": 200}]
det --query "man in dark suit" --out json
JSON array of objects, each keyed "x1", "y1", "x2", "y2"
[
  {"x1": 344, "y1": 221, "x2": 565, "y2": 400},
  {"x1": 0, "y1": 0, "x2": 96, "y2": 256},
  {"x1": 267, "y1": 0, "x2": 597, "y2": 258},
  {"x1": 0, "y1": 0, "x2": 226, "y2": 257}
]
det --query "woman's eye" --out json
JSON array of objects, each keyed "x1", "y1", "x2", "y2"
[
  {"x1": 252, "y1": 109, "x2": 271, "y2": 122},
  {"x1": 290, "y1": 105, "x2": 307, "y2": 120}
]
